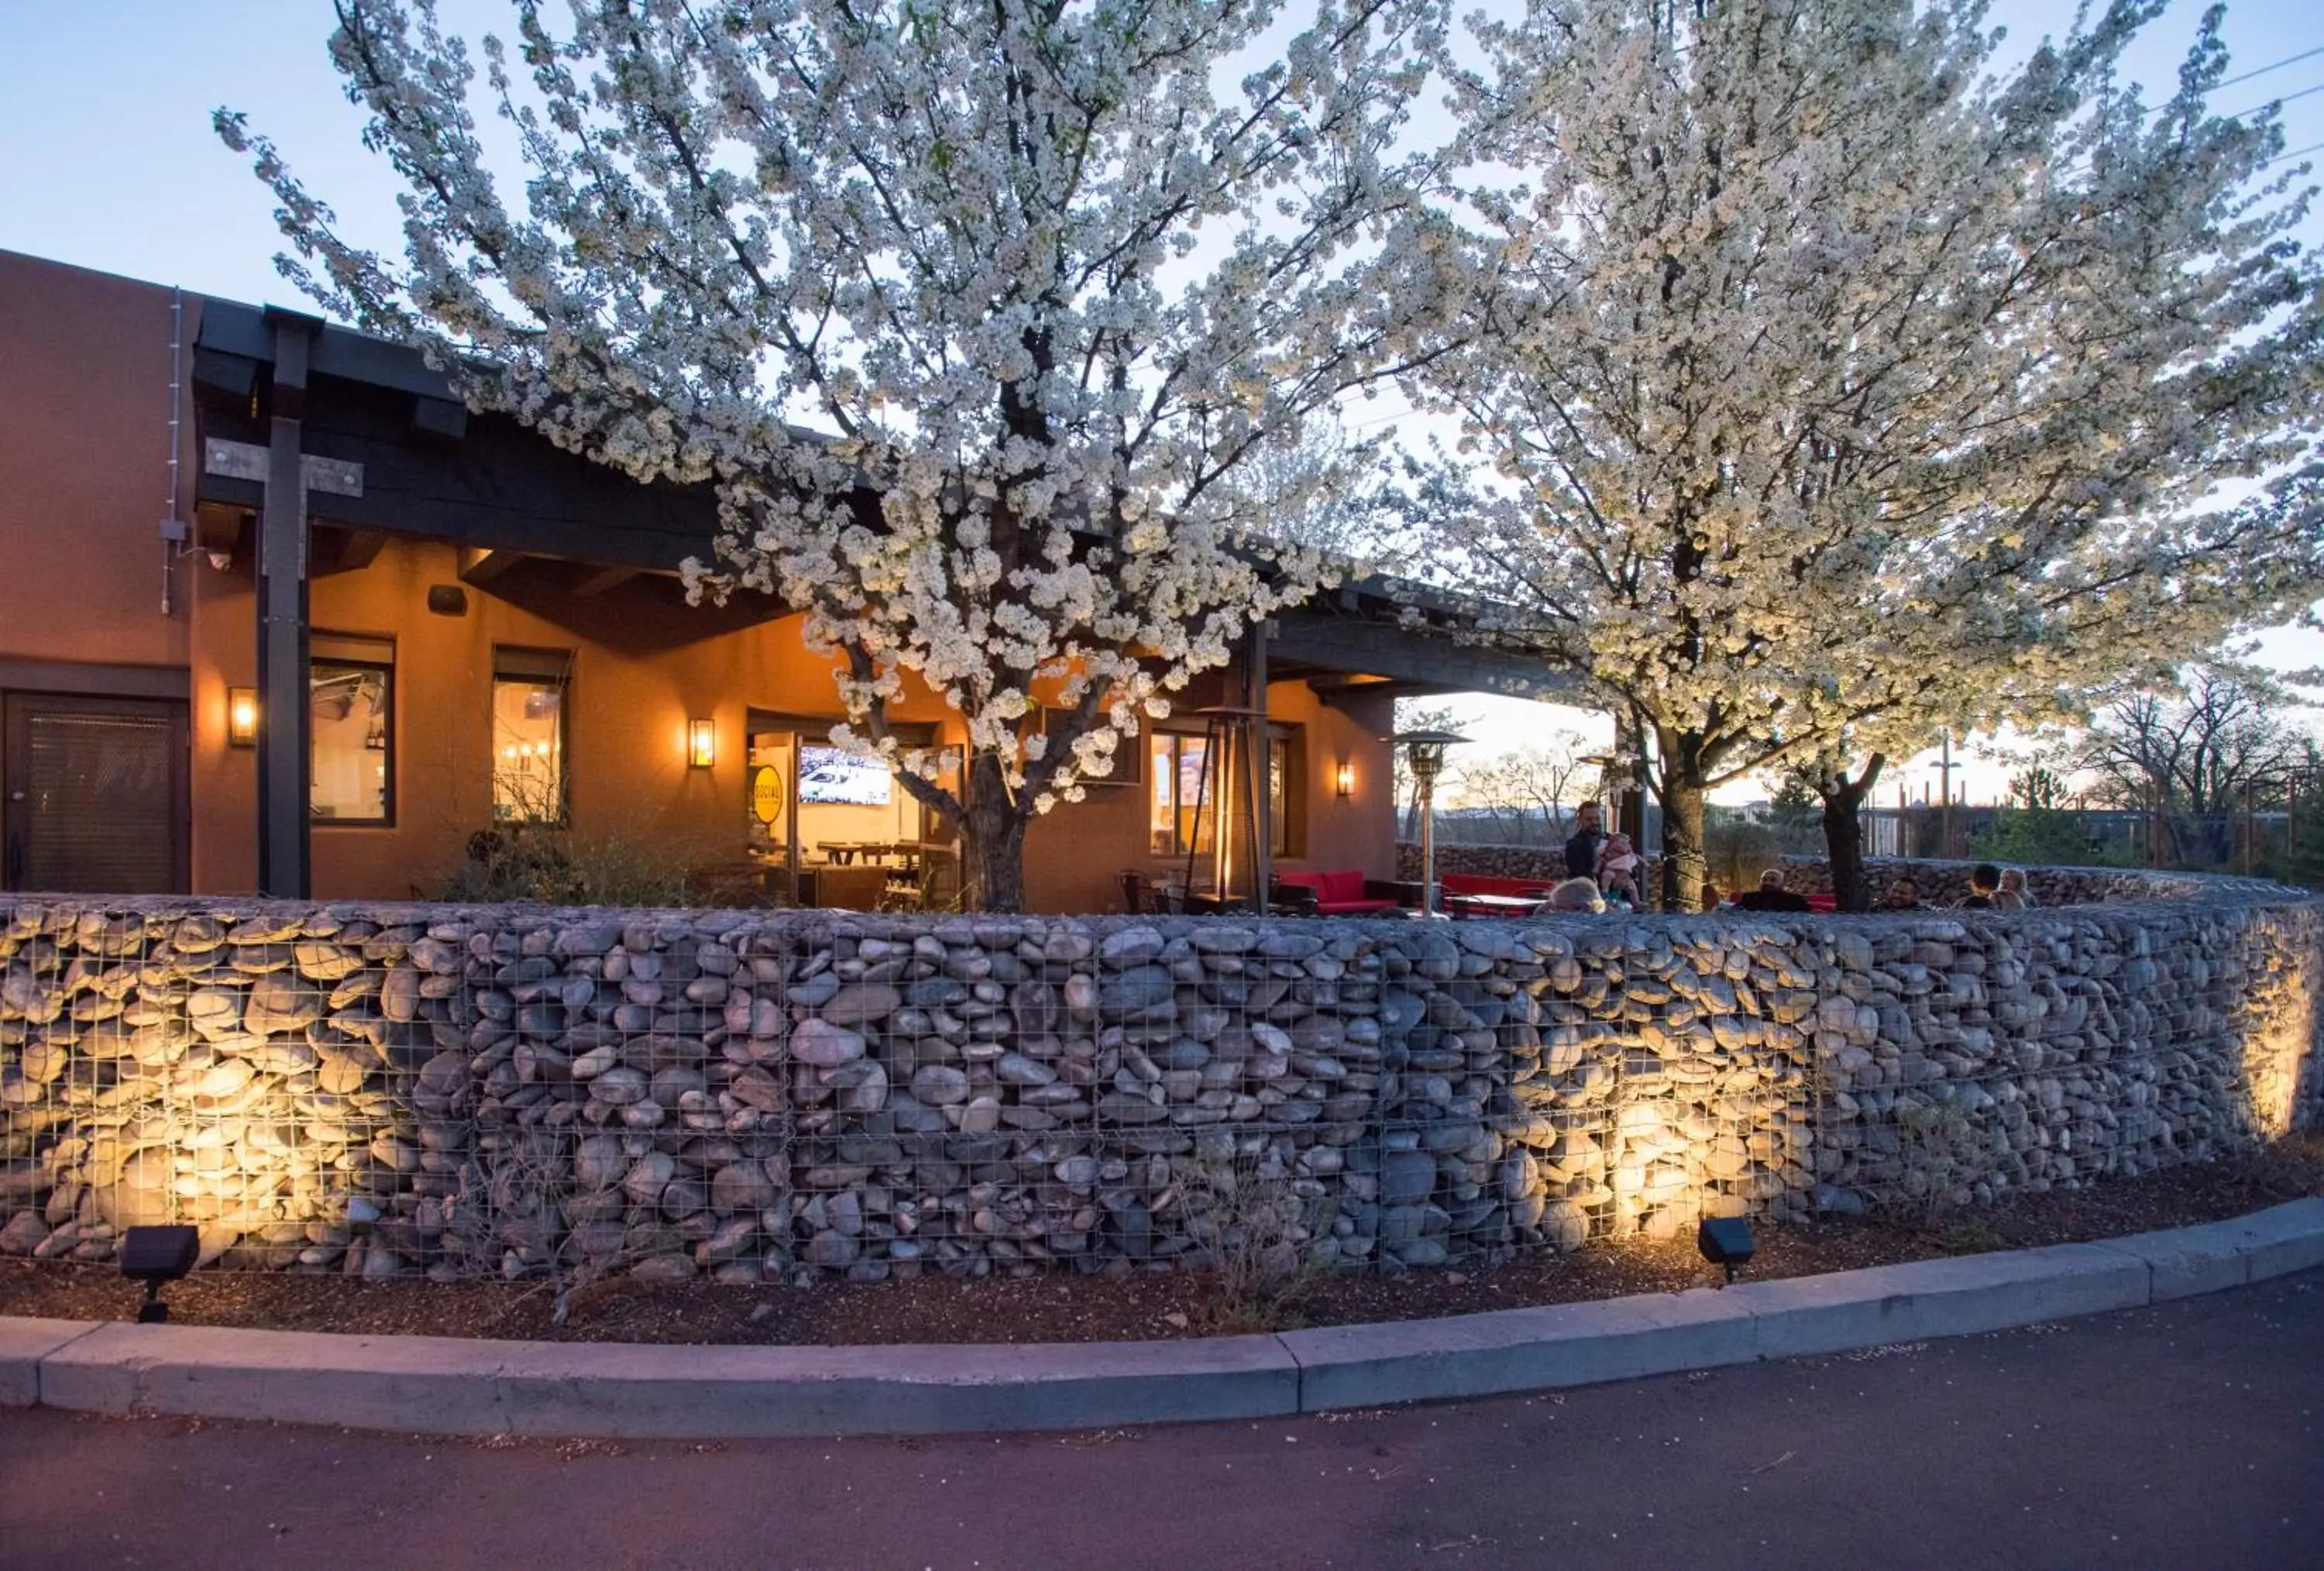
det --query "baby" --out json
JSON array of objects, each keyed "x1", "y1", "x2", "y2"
[{"x1": 1596, "y1": 832, "x2": 1644, "y2": 905}]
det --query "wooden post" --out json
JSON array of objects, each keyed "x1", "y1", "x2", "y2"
[
  {"x1": 1249, "y1": 622, "x2": 1272, "y2": 914},
  {"x1": 257, "y1": 310, "x2": 317, "y2": 899}
]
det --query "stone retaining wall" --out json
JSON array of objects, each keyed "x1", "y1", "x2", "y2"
[{"x1": 4, "y1": 877, "x2": 2319, "y2": 1285}]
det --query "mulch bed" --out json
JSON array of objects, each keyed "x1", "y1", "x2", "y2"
[{"x1": 5, "y1": 1138, "x2": 2318, "y2": 1347}]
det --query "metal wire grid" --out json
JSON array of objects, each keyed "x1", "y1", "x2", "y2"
[{"x1": 1, "y1": 899, "x2": 2318, "y2": 1281}]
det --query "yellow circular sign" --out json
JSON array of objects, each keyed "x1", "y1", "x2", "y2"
[{"x1": 751, "y1": 765, "x2": 784, "y2": 825}]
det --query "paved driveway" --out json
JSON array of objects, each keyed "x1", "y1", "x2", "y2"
[{"x1": 4, "y1": 1271, "x2": 2319, "y2": 1570}]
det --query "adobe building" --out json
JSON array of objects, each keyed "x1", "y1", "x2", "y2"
[{"x1": 0, "y1": 249, "x2": 1563, "y2": 913}]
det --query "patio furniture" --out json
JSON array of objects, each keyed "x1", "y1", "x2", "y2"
[
  {"x1": 1120, "y1": 869, "x2": 1158, "y2": 914},
  {"x1": 1272, "y1": 870, "x2": 1404, "y2": 916},
  {"x1": 810, "y1": 865, "x2": 890, "y2": 910},
  {"x1": 1446, "y1": 890, "x2": 1551, "y2": 919}
]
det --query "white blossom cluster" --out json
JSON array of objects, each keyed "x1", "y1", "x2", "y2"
[
  {"x1": 1413, "y1": 0, "x2": 2324, "y2": 889},
  {"x1": 218, "y1": 0, "x2": 1448, "y2": 893}
]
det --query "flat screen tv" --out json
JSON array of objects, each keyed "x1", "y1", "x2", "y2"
[{"x1": 797, "y1": 744, "x2": 893, "y2": 806}]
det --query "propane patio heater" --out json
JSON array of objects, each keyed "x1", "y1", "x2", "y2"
[{"x1": 1390, "y1": 729, "x2": 1469, "y2": 918}]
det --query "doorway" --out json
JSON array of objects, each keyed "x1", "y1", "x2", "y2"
[
  {"x1": 744, "y1": 710, "x2": 948, "y2": 905},
  {"x1": 2, "y1": 693, "x2": 190, "y2": 893}
]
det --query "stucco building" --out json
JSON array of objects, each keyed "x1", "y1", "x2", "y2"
[{"x1": 0, "y1": 249, "x2": 1560, "y2": 912}]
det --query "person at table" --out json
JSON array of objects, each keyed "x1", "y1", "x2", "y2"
[
  {"x1": 1995, "y1": 868, "x2": 2035, "y2": 909},
  {"x1": 1563, "y1": 801, "x2": 1608, "y2": 882},
  {"x1": 1959, "y1": 862, "x2": 2003, "y2": 909},
  {"x1": 1732, "y1": 868, "x2": 1811, "y2": 912},
  {"x1": 1881, "y1": 875, "x2": 1924, "y2": 912}
]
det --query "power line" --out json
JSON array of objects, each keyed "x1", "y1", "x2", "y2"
[
  {"x1": 2266, "y1": 138, "x2": 2324, "y2": 168},
  {"x1": 2218, "y1": 44, "x2": 2324, "y2": 91},
  {"x1": 2225, "y1": 79, "x2": 2324, "y2": 120}
]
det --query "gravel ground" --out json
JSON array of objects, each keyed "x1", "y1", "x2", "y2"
[{"x1": 3, "y1": 1138, "x2": 2316, "y2": 1346}]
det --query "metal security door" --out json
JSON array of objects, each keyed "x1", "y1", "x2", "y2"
[{"x1": 2, "y1": 695, "x2": 190, "y2": 893}]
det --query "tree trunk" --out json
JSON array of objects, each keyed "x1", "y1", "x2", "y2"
[
  {"x1": 1658, "y1": 767, "x2": 1709, "y2": 913},
  {"x1": 1816, "y1": 755, "x2": 1885, "y2": 913},
  {"x1": 957, "y1": 752, "x2": 1030, "y2": 913}
]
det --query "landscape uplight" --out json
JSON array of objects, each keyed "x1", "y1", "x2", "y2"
[
  {"x1": 119, "y1": 1224, "x2": 201, "y2": 1323},
  {"x1": 1697, "y1": 1215, "x2": 1756, "y2": 1287}
]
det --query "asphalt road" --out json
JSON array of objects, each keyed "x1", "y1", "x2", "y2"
[{"x1": 4, "y1": 1272, "x2": 2320, "y2": 1571}]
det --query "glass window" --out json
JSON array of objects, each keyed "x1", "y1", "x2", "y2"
[
  {"x1": 493, "y1": 649, "x2": 571, "y2": 823},
  {"x1": 310, "y1": 637, "x2": 393, "y2": 825},
  {"x1": 1149, "y1": 732, "x2": 1215, "y2": 858}
]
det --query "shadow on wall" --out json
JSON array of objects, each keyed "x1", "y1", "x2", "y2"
[{"x1": 1, "y1": 861, "x2": 2319, "y2": 1281}]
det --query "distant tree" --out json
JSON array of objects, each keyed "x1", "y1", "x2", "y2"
[
  {"x1": 2078, "y1": 672, "x2": 2307, "y2": 866},
  {"x1": 1450, "y1": 732, "x2": 1589, "y2": 844}
]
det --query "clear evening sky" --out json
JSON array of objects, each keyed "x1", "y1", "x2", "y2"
[{"x1": 3, "y1": 0, "x2": 2318, "y2": 801}]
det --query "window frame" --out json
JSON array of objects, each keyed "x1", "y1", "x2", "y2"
[
  {"x1": 1147, "y1": 723, "x2": 1304, "y2": 860},
  {"x1": 491, "y1": 647, "x2": 574, "y2": 827},
  {"x1": 308, "y1": 635, "x2": 397, "y2": 829}
]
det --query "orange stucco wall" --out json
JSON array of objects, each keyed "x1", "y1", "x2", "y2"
[
  {"x1": 0, "y1": 251, "x2": 196, "y2": 671},
  {"x1": 188, "y1": 535, "x2": 972, "y2": 899}
]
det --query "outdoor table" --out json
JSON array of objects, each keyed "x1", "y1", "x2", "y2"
[{"x1": 1446, "y1": 892, "x2": 1550, "y2": 919}]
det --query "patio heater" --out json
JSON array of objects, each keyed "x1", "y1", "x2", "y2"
[
  {"x1": 1185, "y1": 706, "x2": 1263, "y2": 912},
  {"x1": 1390, "y1": 729, "x2": 1469, "y2": 918}
]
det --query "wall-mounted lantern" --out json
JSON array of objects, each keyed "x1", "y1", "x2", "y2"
[
  {"x1": 1335, "y1": 758, "x2": 1354, "y2": 799},
  {"x1": 227, "y1": 687, "x2": 259, "y2": 748},
  {"x1": 688, "y1": 717, "x2": 717, "y2": 769}
]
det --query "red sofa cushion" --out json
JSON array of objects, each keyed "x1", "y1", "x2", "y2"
[
  {"x1": 1440, "y1": 873, "x2": 1556, "y2": 899},
  {"x1": 1277, "y1": 871, "x2": 1401, "y2": 916}
]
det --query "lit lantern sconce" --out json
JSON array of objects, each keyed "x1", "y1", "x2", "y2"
[
  {"x1": 1335, "y1": 758, "x2": 1354, "y2": 799},
  {"x1": 227, "y1": 687, "x2": 259, "y2": 748},
  {"x1": 688, "y1": 717, "x2": 717, "y2": 769}
]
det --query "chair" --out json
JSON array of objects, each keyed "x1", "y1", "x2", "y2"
[
  {"x1": 811, "y1": 865, "x2": 890, "y2": 910},
  {"x1": 1119, "y1": 869, "x2": 1156, "y2": 914}
]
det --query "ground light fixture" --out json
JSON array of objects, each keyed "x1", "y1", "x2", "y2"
[
  {"x1": 227, "y1": 686, "x2": 259, "y2": 748},
  {"x1": 688, "y1": 717, "x2": 717, "y2": 768},
  {"x1": 1387, "y1": 729, "x2": 1469, "y2": 918},
  {"x1": 1697, "y1": 1215, "x2": 1756, "y2": 1286},
  {"x1": 119, "y1": 1224, "x2": 201, "y2": 1323}
]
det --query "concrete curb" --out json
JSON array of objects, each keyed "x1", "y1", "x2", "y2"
[{"x1": 5, "y1": 1197, "x2": 2319, "y2": 1439}]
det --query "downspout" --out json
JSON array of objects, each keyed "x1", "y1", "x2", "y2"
[{"x1": 160, "y1": 286, "x2": 187, "y2": 614}]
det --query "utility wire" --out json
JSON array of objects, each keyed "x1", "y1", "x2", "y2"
[
  {"x1": 2265, "y1": 138, "x2": 2324, "y2": 167},
  {"x1": 2224, "y1": 79, "x2": 2324, "y2": 120},
  {"x1": 2217, "y1": 44, "x2": 2324, "y2": 91}
]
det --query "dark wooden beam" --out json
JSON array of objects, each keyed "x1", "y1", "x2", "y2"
[
  {"x1": 1274, "y1": 610, "x2": 1582, "y2": 704},
  {"x1": 256, "y1": 311, "x2": 316, "y2": 899},
  {"x1": 459, "y1": 547, "x2": 528, "y2": 586},
  {"x1": 574, "y1": 564, "x2": 644, "y2": 597},
  {"x1": 330, "y1": 528, "x2": 389, "y2": 574},
  {"x1": 408, "y1": 395, "x2": 467, "y2": 446}
]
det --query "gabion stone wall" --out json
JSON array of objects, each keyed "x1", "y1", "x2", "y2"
[{"x1": 2, "y1": 883, "x2": 2319, "y2": 1284}]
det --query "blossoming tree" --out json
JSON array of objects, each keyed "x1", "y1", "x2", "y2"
[
  {"x1": 219, "y1": 0, "x2": 1446, "y2": 910},
  {"x1": 1420, "y1": 0, "x2": 2324, "y2": 909}
]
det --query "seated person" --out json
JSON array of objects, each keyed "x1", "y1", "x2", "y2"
[
  {"x1": 1596, "y1": 832, "x2": 1645, "y2": 906},
  {"x1": 1995, "y1": 868, "x2": 2035, "y2": 909},
  {"x1": 1881, "y1": 875, "x2": 1923, "y2": 912},
  {"x1": 1700, "y1": 882, "x2": 1724, "y2": 913},
  {"x1": 1960, "y1": 862, "x2": 2003, "y2": 909},
  {"x1": 1544, "y1": 876, "x2": 1607, "y2": 913},
  {"x1": 1732, "y1": 868, "x2": 1812, "y2": 912}
]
